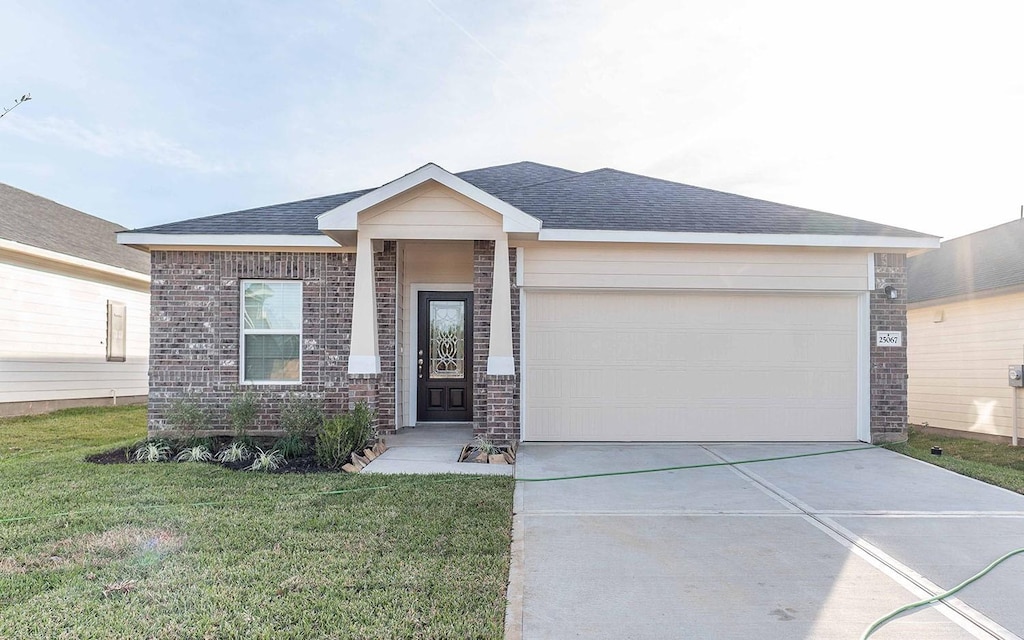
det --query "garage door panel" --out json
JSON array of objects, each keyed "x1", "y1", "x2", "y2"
[{"x1": 524, "y1": 291, "x2": 859, "y2": 441}]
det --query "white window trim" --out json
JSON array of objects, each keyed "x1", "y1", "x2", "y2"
[{"x1": 239, "y1": 280, "x2": 303, "y2": 385}]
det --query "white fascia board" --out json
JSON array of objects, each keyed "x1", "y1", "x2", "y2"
[
  {"x1": 537, "y1": 228, "x2": 941, "y2": 250},
  {"x1": 0, "y1": 237, "x2": 150, "y2": 283},
  {"x1": 116, "y1": 232, "x2": 342, "y2": 248},
  {"x1": 316, "y1": 163, "x2": 543, "y2": 233}
]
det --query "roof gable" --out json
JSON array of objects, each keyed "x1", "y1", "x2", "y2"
[{"x1": 317, "y1": 163, "x2": 542, "y2": 234}]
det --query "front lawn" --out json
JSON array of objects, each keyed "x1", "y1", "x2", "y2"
[
  {"x1": 886, "y1": 427, "x2": 1024, "y2": 494},
  {"x1": 0, "y1": 406, "x2": 514, "y2": 639}
]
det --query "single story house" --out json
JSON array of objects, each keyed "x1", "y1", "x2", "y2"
[
  {"x1": 907, "y1": 219, "x2": 1024, "y2": 443},
  {"x1": 0, "y1": 183, "x2": 150, "y2": 417},
  {"x1": 118, "y1": 162, "x2": 937, "y2": 443}
]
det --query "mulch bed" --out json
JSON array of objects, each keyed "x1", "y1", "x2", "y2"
[{"x1": 85, "y1": 442, "x2": 339, "y2": 474}]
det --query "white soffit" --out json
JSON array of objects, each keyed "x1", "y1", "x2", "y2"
[{"x1": 317, "y1": 163, "x2": 543, "y2": 234}]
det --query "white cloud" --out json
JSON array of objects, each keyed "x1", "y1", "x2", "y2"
[{"x1": 2, "y1": 115, "x2": 230, "y2": 174}]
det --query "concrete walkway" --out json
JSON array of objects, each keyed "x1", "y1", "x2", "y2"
[
  {"x1": 508, "y1": 443, "x2": 1024, "y2": 639},
  {"x1": 362, "y1": 424, "x2": 513, "y2": 476}
]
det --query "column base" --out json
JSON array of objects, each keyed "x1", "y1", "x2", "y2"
[{"x1": 347, "y1": 374, "x2": 392, "y2": 435}]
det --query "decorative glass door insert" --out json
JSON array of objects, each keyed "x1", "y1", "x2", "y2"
[{"x1": 429, "y1": 300, "x2": 465, "y2": 379}]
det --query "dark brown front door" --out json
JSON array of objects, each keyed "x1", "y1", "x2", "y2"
[{"x1": 417, "y1": 291, "x2": 473, "y2": 422}]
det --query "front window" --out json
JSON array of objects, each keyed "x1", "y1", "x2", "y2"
[{"x1": 241, "y1": 281, "x2": 302, "y2": 383}]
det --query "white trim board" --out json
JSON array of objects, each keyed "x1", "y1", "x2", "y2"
[
  {"x1": 407, "y1": 283, "x2": 474, "y2": 426},
  {"x1": 857, "y1": 291, "x2": 871, "y2": 443},
  {"x1": 537, "y1": 228, "x2": 940, "y2": 250},
  {"x1": 117, "y1": 232, "x2": 345, "y2": 248},
  {"x1": 317, "y1": 163, "x2": 542, "y2": 234}
]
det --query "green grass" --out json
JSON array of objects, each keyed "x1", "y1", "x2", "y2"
[
  {"x1": 0, "y1": 406, "x2": 514, "y2": 639},
  {"x1": 886, "y1": 427, "x2": 1024, "y2": 494}
]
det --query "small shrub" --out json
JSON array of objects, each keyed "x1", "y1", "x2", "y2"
[
  {"x1": 279, "y1": 394, "x2": 324, "y2": 438},
  {"x1": 166, "y1": 394, "x2": 211, "y2": 441},
  {"x1": 215, "y1": 441, "x2": 252, "y2": 463},
  {"x1": 227, "y1": 390, "x2": 260, "y2": 437},
  {"x1": 246, "y1": 448, "x2": 285, "y2": 472},
  {"x1": 275, "y1": 432, "x2": 307, "y2": 459},
  {"x1": 175, "y1": 445, "x2": 213, "y2": 463},
  {"x1": 472, "y1": 435, "x2": 499, "y2": 455},
  {"x1": 315, "y1": 402, "x2": 376, "y2": 469},
  {"x1": 133, "y1": 441, "x2": 170, "y2": 463}
]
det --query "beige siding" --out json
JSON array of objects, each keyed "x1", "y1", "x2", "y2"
[
  {"x1": 524, "y1": 290, "x2": 859, "y2": 441},
  {"x1": 361, "y1": 184, "x2": 505, "y2": 240},
  {"x1": 908, "y1": 292, "x2": 1024, "y2": 438},
  {"x1": 0, "y1": 255, "x2": 149, "y2": 404},
  {"x1": 520, "y1": 242, "x2": 871, "y2": 291},
  {"x1": 403, "y1": 241, "x2": 473, "y2": 285},
  {"x1": 400, "y1": 241, "x2": 474, "y2": 426}
]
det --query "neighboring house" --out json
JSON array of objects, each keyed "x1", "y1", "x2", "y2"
[
  {"x1": 0, "y1": 184, "x2": 150, "y2": 417},
  {"x1": 118, "y1": 162, "x2": 937, "y2": 443},
  {"x1": 907, "y1": 219, "x2": 1024, "y2": 443}
]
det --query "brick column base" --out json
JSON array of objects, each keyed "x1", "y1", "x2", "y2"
[
  {"x1": 482, "y1": 375, "x2": 517, "y2": 444},
  {"x1": 347, "y1": 374, "x2": 390, "y2": 435}
]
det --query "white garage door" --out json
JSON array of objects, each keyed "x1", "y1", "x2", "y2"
[{"x1": 524, "y1": 290, "x2": 860, "y2": 441}]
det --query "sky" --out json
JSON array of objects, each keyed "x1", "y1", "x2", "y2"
[{"x1": 1, "y1": 0, "x2": 1022, "y2": 240}]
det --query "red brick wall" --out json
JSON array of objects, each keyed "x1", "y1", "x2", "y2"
[
  {"x1": 148, "y1": 250, "x2": 356, "y2": 435},
  {"x1": 472, "y1": 241, "x2": 493, "y2": 437},
  {"x1": 471, "y1": 241, "x2": 521, "y2": 443},
  {"x1": 870, "y1": 252, "x2": 908, "y2": 442},
  {"x1": 374, "y1": 241, "x2": 397, "y2": 435}
]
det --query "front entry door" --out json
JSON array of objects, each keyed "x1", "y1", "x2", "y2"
[{"x1": 417, "y1": 291, "x2": 473, "y2": 422}]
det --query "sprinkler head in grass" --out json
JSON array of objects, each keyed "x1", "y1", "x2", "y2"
[{"x1": 931, "y1": 446, "x2": 942, "y2": 456}]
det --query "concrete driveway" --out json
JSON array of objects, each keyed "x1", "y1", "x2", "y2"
[{"x1": 507, "y1": 443, "x2": 1024, "y2": 639}]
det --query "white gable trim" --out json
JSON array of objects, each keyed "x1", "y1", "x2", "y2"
[
  {"x1": 537, "y1": 228, "x2": 940, "y2": 250},
  {"x1": 317, "y1": 163, "x2": 542, "y2": 234},
  {"x1": 117, "y1": 232, "x2": 344, "y2": 248}
]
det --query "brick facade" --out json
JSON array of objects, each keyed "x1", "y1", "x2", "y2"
[
  {"x1": 870, "y1": 252, "x2": 908, "y2": 443},
  {"x1": 472, "y1": 241, "x2": 492, "y2": 438},
  {"x1": 374, "y1": 241, "x2": 397, "y2": 435},
  {"x1": 148, "y1": 250, "x2": 355, "y2": 435},
  {"x1": 149, "y1": 242, "x2": 519, "y2": 440},
  {"x1": 471, "y1": 241, "x2": 522, "y2": 444}
]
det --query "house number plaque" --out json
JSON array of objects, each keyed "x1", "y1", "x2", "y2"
[{"x1": 876, "y1": 331, "x2": 902, "y2": 347}]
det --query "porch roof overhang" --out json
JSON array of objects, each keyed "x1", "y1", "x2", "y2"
[{"x1": 316, "y1": 163, "x2": 543, "y2": 244}]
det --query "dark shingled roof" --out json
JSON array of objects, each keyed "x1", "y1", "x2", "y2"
[
  {"x1": 908, "y1": 219, "x2": 1024, "y2": 303},
  {"x1": 492, "y1": 168, "x2": 928, "y2": 236},
  {"x1": 127, "y1": 161, "x2": 932, "y2": 240},
  {"x1": 0, "y1": 183, "x2": 149, "y2": 274},
  {"x1": 132, "y1": 189, "x2": 372, "y2": 235}
]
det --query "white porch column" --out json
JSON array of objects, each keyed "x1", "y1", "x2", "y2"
[
  {"x1": 348, "y1": 234, "x2": 380, "y2": 374},
  {"x1": 487, "y1": 236, "x2": 515, "y2": 375}
]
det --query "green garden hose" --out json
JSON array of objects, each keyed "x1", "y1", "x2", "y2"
[
  {"x1": 861, "y1": 547, "x2": 1024, "y2": 638},
  {"x1": 514, "y1": 445, "x2": 876, "y2": 482}
]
